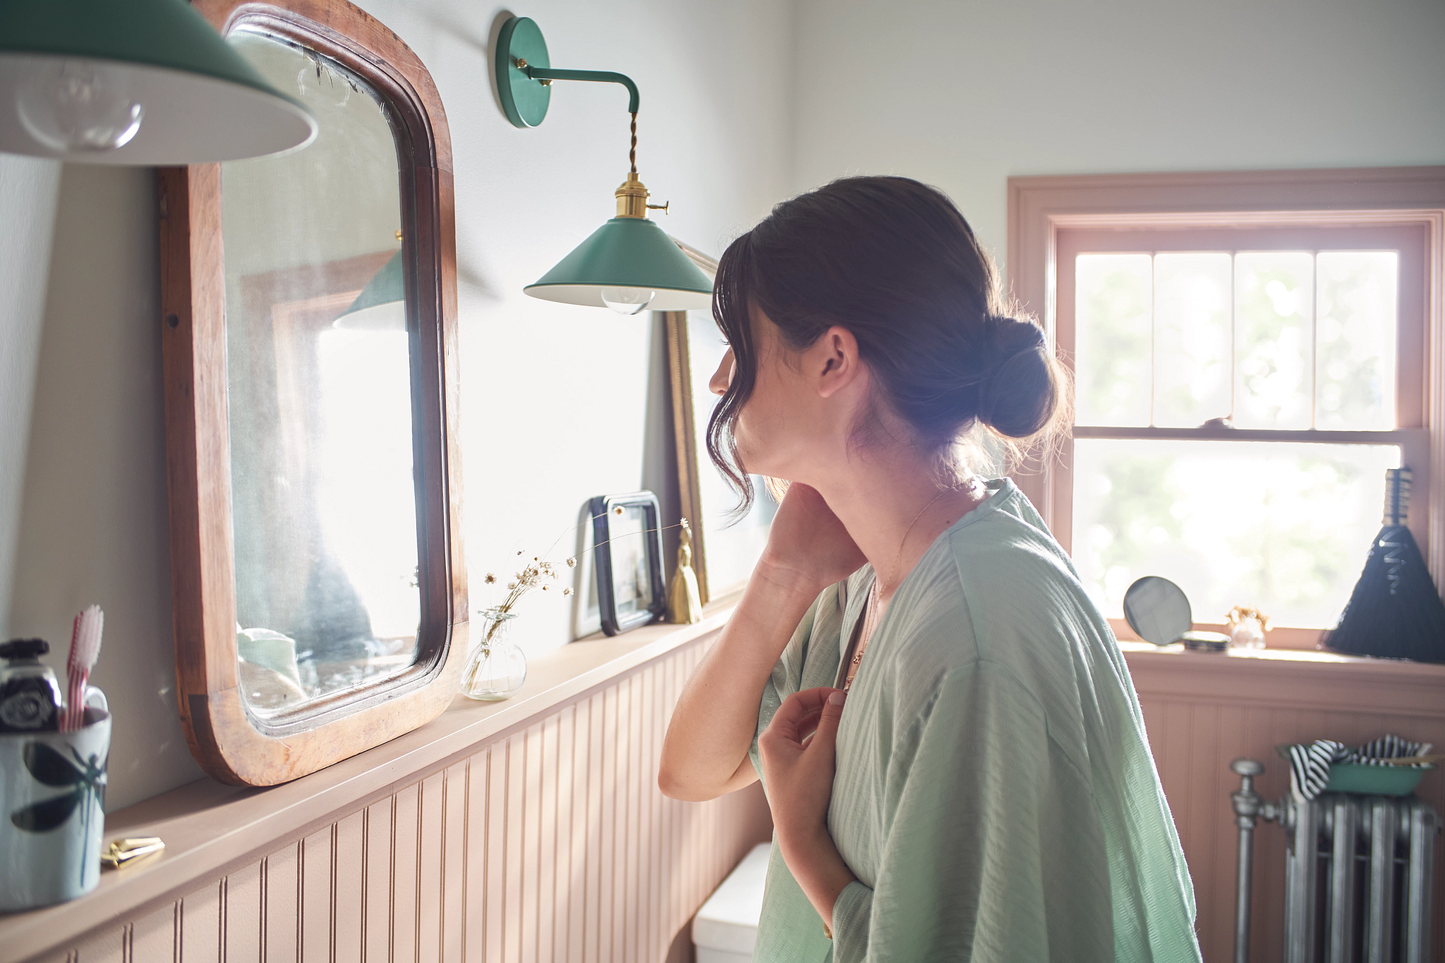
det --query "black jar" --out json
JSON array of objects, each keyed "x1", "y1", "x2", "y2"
[{"x1": 0, "y1": 638, "x2": 63, "y2": 733}]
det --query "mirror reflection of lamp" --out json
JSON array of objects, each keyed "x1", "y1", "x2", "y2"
[
  {"x1": 334, "y1": 250, "x2": 405, "y2": 331},
  {"x1": 0, "y1": 0, "x2": 317, "y2": 164},
  {"x1": 493, "y1": 17, "x2": 714, "y2": 315}
]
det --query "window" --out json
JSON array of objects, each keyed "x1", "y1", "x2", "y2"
[{"x1": 1008, "y1": 170, "x2": 1445, "y2": 646}]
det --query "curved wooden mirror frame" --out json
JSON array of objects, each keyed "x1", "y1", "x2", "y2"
[{"x1": 158, "y1": 0, "x2": 466, "y2": 786}]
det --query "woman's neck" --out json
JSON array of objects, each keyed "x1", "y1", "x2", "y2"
[{"x1": 808, "y1": 454, "x2": 987, "y2": 603}]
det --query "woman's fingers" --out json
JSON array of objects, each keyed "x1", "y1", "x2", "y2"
[
  {"x1": 810, "y1": 689, "x2": 846, "y2": 760},
  {"x1": 761, "y1": 688, "x2": 846, "y2": 750}
]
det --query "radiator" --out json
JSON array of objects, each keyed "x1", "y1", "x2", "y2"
[{"x1": 1231, "y1": 759, "x2": 1439, "y2": 963}]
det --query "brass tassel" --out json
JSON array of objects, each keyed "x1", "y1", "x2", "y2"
[{"x1": 668, "y1": 518, "x2": 702, "y2": 624}]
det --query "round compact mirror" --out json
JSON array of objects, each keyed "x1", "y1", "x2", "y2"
[{"x1": 1123, "y1": 576, "x2": 1192, "y2": 646}]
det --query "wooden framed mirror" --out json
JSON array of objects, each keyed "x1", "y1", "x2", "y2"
[{"x1": 158, "y1": 0, "x2": 465, "y2": 786}]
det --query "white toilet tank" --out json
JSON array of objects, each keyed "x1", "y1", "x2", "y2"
[{"x1": 692, "y1": 842, "x2": 772, "y2": 963}]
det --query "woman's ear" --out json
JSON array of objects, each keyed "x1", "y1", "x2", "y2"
[{"x1": 814, "y1": 325, "x2": 862, "y2": 398}]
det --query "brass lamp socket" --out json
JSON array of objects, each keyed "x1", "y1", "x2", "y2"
[{"x1": 615, "y1": 173, "x2": 650, "y2": 219}]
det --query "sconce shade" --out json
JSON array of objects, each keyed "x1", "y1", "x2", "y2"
[
  {"x1": 0, "y1": 0, "x2": 316, "y2": 164},
  {"x1": 334, "y1": 251, "x2": 405, "y2": 330},
  {"x1": 525, "y1": 217, "x2": 714, "y2": 312}
]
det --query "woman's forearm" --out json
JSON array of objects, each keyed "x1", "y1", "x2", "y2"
[
  {"x1": 658, "y1": 563, "x2": 821, "y2": 800},
  {"x1": 779, "y1": 825, "x2": 858, "y2": 934}
]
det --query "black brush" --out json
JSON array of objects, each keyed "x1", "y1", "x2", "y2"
[{"x1": 1322, "y1": 468, "x2": 1445, "y2": 663}]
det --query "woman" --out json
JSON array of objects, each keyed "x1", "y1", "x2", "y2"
[{"x1": 657, "y1": 176, "x2": 1201, "y2": 962}]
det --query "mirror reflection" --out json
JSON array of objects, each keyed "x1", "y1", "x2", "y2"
[{"x1": 221, "y1": 29, "x2": 419, "y2": 716}]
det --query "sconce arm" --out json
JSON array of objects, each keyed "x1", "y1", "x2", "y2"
[{"x1": 524, "y1": 67, "x2": 640, "y2": 114}]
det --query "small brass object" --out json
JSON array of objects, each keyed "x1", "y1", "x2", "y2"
[
  {"x1": 647, "y1": 201, "x2": 669, "y2": 215},
  {"x1": 514, "y1": 57, "x2": 528, "y2": 69},
  {"x1": 668, "y1": 518, "x2": 702, "y2": 624},
  {"x1": 100, "y1": 836, "x2": 166, "y2": 869},
  {"x1": 539, "y1": 78, "x2": 551, "y2": 86}
]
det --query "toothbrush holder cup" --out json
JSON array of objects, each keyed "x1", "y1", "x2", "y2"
[{"x1": 0, "y1": 687, "x2": 109, "y2": 911}]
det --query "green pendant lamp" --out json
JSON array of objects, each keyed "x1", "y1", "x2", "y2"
[
  {"x1": 334, "y1": 250, "x2": 406, "y2": 331},
  {"x1": 495, "y1": 17, "x2": 713, "y2": 314},
  {"x1": 0, "y1": 0, "x2": 315, "y2": 164}
]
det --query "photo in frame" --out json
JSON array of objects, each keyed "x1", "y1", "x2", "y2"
[
  {"x1": 589, "y1": 491, "x2": 668, "y2": 636},
  {"x1": 663, "y1": 244, "x2": 779, "y2": 604}
]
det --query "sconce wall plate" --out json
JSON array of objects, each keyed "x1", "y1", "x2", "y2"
[{"x1": 495, "y1": 15, "x2": 550, "y2": 129}]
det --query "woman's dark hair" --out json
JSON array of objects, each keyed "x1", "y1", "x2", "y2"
[{"x1": 707, "y1": 175, "x2": 1067, "y2": 509}]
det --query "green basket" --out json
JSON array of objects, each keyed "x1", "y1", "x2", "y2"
[{"x1": 1322, "y1": 763, "x2": 1429, "y2": 796}]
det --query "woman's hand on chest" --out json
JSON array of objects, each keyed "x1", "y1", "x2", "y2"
[
  {"x1": 760, "y1": 686, "x2": 847, "y2": 840},
  {"x1": 759, "y1": 685, "x2": 859, "y2": 928}
]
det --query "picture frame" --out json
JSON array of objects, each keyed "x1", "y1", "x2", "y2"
[
  {"x1": 589, "y1": 491, "x2": 668, "y2": 636},
  {"x1": 662, "y1": 243, "x2": 779, "y2": 604}
]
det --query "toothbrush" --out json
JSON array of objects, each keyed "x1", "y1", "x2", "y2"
[{"x1": 63, "y1": 605, "x2": 103, "y2": 732}]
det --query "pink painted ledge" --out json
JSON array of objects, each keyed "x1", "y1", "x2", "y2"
[{"x1": 1121, "y1": 640, "x2": 1445, "y2": 716}]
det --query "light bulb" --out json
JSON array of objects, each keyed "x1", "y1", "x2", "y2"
[
  {"x1": 17, "y1": 59, "x2": 144, "y2": 153},
  {"x1": 601, "y1": 287, "x2": 655, "y2": 316}
]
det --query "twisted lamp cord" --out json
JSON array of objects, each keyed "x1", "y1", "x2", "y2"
[{"x1": 629, "y1": 111, "x2": 638, "y2": 175}]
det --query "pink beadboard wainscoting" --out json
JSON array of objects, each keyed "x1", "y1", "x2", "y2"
[
  {"x1": 1123, "y1": 643, "x2": 1445, "y2": 963},
  {"x1": 1, "y1": 609, "x2": 771, "y2": 963}
]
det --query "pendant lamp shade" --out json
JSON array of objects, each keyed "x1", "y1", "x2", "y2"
[
  {"x1": 525, "y1": 216, "x2": 714, "y2": 312},
  {"x1": 0, "y1": 0, "x2": 316, "y2": 164},
  {"x1": 334, "y1": 251, "x2": 406, "y2": 331}
]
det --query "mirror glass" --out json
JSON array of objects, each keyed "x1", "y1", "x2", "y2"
[
  {"x1": 221, "y1": 29, "x2": 419, "y2": 716},
  {"x1": 1122, "y1": 575, "x2": 1192, "y2": 646}
]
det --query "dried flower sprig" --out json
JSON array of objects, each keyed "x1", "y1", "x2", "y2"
[
  {"x1": 477, "y1": 511, "x2": 689, "y2": 643},
  {"x1": 1226, "y1": 605, "x2": 1270, "y2": 631}
]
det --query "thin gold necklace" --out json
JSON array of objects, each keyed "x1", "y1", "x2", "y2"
[{"x1": 845, "y1": 485, "x2": 961, "y2": 689}]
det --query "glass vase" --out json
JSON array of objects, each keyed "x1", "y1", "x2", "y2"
[{"x1": 460, "y1": 608, "x2": 526, "y2": 701}]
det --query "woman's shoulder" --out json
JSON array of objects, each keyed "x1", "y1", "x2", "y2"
[
  {"x1": 884, "y1": 479, "x2": 1118, "y2": 711},
  {"x1": 942, "y1": 480, "x2": 1090, "y2": 609}
]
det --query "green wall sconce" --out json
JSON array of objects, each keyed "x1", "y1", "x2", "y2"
[
  {"x1": 0, "y1": 0, "x2": 315, "y2": 164},
  {"x1": 334, "y1": 250, "x2": 405, "y2": 331},
  {"x1": 495, "y1": 16, "x2": 713, "y2": 315}
]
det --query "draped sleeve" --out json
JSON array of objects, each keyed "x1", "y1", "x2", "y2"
[{"x1": 748, "y1": 580, "x2": 844, "y2": 779}]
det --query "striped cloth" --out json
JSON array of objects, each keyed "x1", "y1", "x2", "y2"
[{"x1": 1286, "y1": 734, "x2": 1433, "y2": 801}]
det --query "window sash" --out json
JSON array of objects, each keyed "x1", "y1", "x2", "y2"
[
  {"x1": 1049, "y1": 224, "x2": 1431, "y2": 643},
  {"x1": 1057, "y1": 224, "x2": 1429, "y2": 432}
]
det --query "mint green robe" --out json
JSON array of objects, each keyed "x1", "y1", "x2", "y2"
[{"x1": 747, "y1": 479, "x2": 1202, "y2": 962}]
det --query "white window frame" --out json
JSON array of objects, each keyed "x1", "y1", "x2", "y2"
[{"x1": 1007, "y1": 168, "x2": 1445, "y2": 647}]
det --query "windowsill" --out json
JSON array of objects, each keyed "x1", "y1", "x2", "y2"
[
  {"x1": 2, "y1": 593, "x2": 1439, "y2": 958},
  {"x1": 1120, "y1": 639, "x2": 1445, "y2": 714},
  {"x1": 0, "y1": 598, "x2": 742, "y2": 959}
]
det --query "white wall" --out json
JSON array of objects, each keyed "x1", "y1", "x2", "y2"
[
  {"x1": 791, "y1": 0, "x2": 1445, "y2": 272},
  {"x1": 0, "y1": 156, "x2": 59, "y2": 636},
  {"x1": 8, "y1": 166, "x2": 191, "y2": 804},
  {"x1": 2, "y1": 0, "x2": 792, "y2": 810}
]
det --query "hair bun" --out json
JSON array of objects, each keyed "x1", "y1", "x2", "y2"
[
  {"x1": 985, "y1": 315, "x2": 1045, "y2": 355},
  {"x1": 977, "y1": 317, "x2": 1055, "y2": 438}
]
